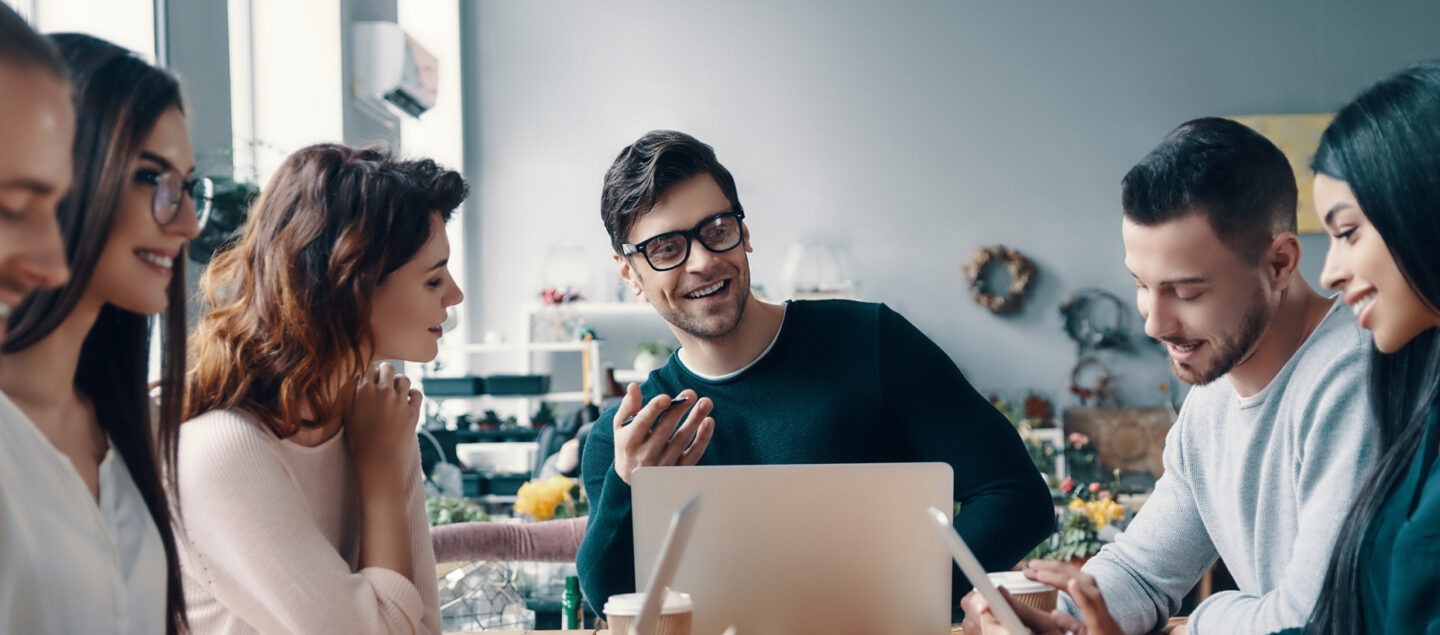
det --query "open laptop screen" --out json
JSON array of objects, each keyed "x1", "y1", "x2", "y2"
[{"x1": 632, "y1": 463, "x2": 954, "y2": 635}]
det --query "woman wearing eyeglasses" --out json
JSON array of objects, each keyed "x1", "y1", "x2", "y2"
[{"x1": 0, "y1": 33, "x2": 207, "y2": 635}]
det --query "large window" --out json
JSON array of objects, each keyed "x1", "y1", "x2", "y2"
[
  {"x1": 6, "y1": 0, "x2": 155, "y2": 61},
  {"x1": 227, "y1": 0, "x2": 343, "y2": 186}
]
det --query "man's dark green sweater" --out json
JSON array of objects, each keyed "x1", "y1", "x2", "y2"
[{"x1": 576, "y1": 300, "x2": 1053, "y2": 615}]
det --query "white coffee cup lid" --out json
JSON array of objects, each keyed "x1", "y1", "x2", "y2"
[
  {"x1": 987, "y1": 571, "x2": 1055, "y2": 595},
  {"x1": 604, "y1": 591, "x2": 694, "y2": 616}
]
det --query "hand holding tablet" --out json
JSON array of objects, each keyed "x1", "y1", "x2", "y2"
[{"x1": 926, "y1": 506, "x2": 1031, "y2": 635}]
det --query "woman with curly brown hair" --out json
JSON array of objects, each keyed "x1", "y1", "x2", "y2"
[{"x1": 176, "y1": 143, "x2": 466, "y2": 634}]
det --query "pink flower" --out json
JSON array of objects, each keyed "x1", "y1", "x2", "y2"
[
  {"x1": 1099, "y1": 490, "x2": 1113, "y2": 500},
  {"x1": 1088, "y1": 482, "x2": 1102, "y2": 493},
  {"x1": 1068, "y1": 432, "x2": 1090, "y2": 449},
  {"x1": 1060, "y1": 476, "x2": 1075, "y2": 494}
]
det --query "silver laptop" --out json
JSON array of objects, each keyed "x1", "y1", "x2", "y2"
[{"x1": 631, "y1": 463, "x2": 954, "y2": 635}]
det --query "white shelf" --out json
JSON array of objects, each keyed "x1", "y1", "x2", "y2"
[
  {"x1": 613, "y1": 369, "x2": 651, "y2": 384},
  {"x1": 458, "y1": 341, "x2": 587, "y2": 353},
  {"x1": 435, "y1": 302, "x2": 667, "y2": 427},
  {"x1": 429, "y1": 391, "x2": 588, "y2": 402},
  {"x1": 526, "y1": 301, "x2": 659, "y2": 317}
]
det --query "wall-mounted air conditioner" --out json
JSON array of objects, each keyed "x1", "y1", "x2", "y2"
[{"x1": 352, "y1": 21, "x2": 438, "y2": 118}]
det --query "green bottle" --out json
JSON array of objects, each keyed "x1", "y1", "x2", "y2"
[{"x1": 562, "y1": 575, "x2": 583, "y2": 629}]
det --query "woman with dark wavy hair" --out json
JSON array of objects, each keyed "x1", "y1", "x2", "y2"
[
  {"x1": 0, "y1": 32, "x2": 204, "y2": 635},
  {"x1": 1298, "y1": 59, "x2": 1440, "y2": 635},
  {"x1": 177, "y1": 143, "x2": 466, "y2": 634}
]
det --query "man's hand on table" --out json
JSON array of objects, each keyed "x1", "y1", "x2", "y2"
[
  {"x1": 1023, "y1": 560, "x2": 1125, "y2": 635},
  {"x1": 958, "y1": 559, "x2": 1136, "y2": 635},
  {"x1": 960, "y1": 585, "x2": 1086, "y2": 634}
]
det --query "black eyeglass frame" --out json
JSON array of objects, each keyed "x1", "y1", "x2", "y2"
[
  {"x1": 136, "y1": 170, "x2": 214, "y2": 230},
  {"x1": 620, "y1": 208, "x2": 747, "y2": 272}
]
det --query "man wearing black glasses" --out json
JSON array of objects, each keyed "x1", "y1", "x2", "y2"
[{"x1": 576, "y1": 129, "x2": 1054, "y2": 616}]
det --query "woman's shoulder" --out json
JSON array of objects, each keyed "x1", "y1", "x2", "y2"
[
  {"x1": 179, "y1": 409, "x2": 279, "y2": 458},
  {"x1": 175, "y1": 409, "x2": 306, "y2": 500}
]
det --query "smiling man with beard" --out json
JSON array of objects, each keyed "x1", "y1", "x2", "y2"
[
  {"x1": 965, "y1": 118, "x2": 1380, "y2": 635},
  {"x1": 576, "y1": 130, "x2": 1054, "y2": 617}
]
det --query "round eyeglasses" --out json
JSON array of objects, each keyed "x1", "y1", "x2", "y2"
[
  {"x1": 136, "y1": 170, "x2": 213, "y2": 229},
  {"x1": 621, "y1": 209, "x2": 746, "y2": 272}
]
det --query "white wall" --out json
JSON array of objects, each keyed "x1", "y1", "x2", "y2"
[{"x1": 463, "y1": 0, "x2": 1440, "y2": 407}]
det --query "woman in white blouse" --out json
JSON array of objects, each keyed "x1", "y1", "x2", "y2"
[{"x1": 0, "y1": 31, "x2": 204, "y2": 635}]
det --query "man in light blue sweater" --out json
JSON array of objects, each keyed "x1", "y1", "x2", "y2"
[{"x1": 965, "y1": 118, "x2": 1378, "y2": 635}]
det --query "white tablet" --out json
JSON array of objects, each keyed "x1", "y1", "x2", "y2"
[
  {"x1": 632, "y1": 493, "x2": 703, "y2": 635},
  {"x1": 926, "y1": 506, "x2": 1030, "y2": 635}
]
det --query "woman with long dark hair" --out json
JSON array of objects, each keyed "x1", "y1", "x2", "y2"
[
  {"x1": 1302, "y1": 59, "x2": 1440, "y2": 634},
  {"x1": 177, "y1": 143, "x2": 465, "y2": 634},
  {"x1": 0, "y1": 33, "x2": 205, "y2": 634},
  {"x1": 1024, "y1": 60, "x2": 1440, "y2": 635}
]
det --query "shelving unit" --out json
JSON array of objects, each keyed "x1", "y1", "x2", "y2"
[
  {"x1": 520, "y1": 301, "x2": 674, "y2": 383},
  {"x1": 419, "y1": 302, "x2": 674, "y2": 515},
  {"x1": 431, "y1": 391, "x2": 591, "y2": 405},
  {"x1": 422, "y1": 300, "x2": 672, "y2": 442},
  {"x1": 424, "y1": 337, "x2": 602, "y2": 429},
  {"x1": 456, "y1": 341, "x2": 590, "y2": 355}
]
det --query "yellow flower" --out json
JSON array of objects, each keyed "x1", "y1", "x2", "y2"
[
  {"x1": 1081, "y1": 499, "x2": 1126, "y2": 529},
  {"x1": 1068, "y1": 498, "x2": 1086, "y2": 512},
  {"x1": 514, "y1": 475, "x2": 574, "y2": 521}
]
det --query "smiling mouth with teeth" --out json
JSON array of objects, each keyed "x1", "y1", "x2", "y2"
[
  {"x1": 137, "y1": 250, "x2": 174, "y2": 269},
  {"x1": 684, "y1": 280, "x2": 727, "y2": 299},
  {"x1": 1351, "y1": 292, "x2": 1376, "y2": 316},
  {"x1": 1168, "y1": 341, "x2": 1202, "y2": 353}
]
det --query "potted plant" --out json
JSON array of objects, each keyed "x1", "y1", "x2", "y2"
[
  {"x1": 531, "y1": 401, "x2": 557, "y2": 429},
  {"x1": 426, "y1": 495, "x2": 488, "y2": 526},
  {"x1": 477, "y1": 409, "x2": 503, "y2": 431},
  {"x1": 189, "y1": 175, "x2": 260, "y2": 265},
  {"x1": 633, "y1": 341, "x2": 675, "y2": 374},
  {"x1": 1066, "y1": 432, "x2": 1102, "y2": 483},
  {"x1": 1026, "y1": 473, "x2": 1130, "y2": 566},
  {"x1": 513, "y1": 475, "x2": 580, "y2": 521}
]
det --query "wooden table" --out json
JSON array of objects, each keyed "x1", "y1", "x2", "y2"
[
  {"x1": 457, "y1": 617, "x2": 1187, "y2": 634},
  {"x1": 454, "y1": 629, "x2": 970, "y2": 634}
]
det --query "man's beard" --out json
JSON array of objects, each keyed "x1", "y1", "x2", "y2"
[
  {"x1": 659, "y1": 279, "x2": 750, "y2": 341},
  {"x1": 1169, "y1": 291, "x2": 1270, "y2": 386}
]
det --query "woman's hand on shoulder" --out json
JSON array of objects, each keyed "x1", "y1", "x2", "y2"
[{"x1": 344, "y1": 361, "x2": 422, "y2": 473}]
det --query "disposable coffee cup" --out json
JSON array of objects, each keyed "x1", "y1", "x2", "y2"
[
  {"x1": 988, "y1": 571, "x2": 1058, "y2": 612},
  {"x1": 604, "y1": 591, "x2": 693, "y2": 635}
]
